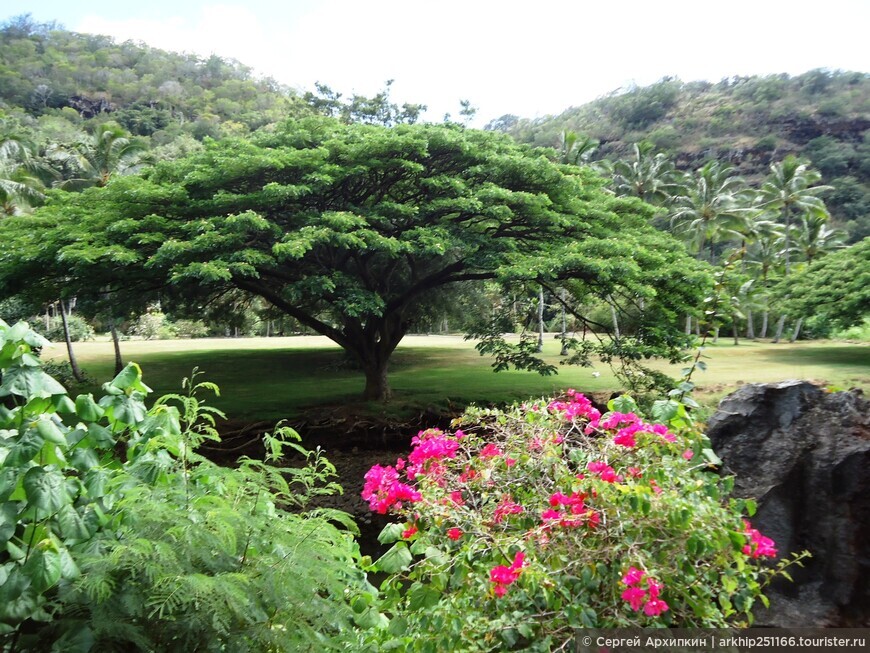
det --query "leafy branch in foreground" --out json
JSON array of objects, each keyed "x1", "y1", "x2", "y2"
[{"x1": 0, "y1": 320, "x2": 378, "y2": 651}]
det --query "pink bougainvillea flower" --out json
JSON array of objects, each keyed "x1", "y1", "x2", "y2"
[
  {"x1": 454, "y1": 429, "x2": 467, "y2": 440},
  {"x1": 490, "y1": 551, "x2": 526, "y2": 597},
  {"x1": 742, "y1": 520, "x2": 778, "y2": 558},
  {"x1": 613, "y1": 426, "x2": 638, "y2": 448},
  {"x1": 479, "y1": 443, "x2": 504, "y2": 458},
  {"x1": 446, "y1": 527, "x2": 463, "y2": 540},
  {"x1": 586, "y1": 461, "x2": 622, "y2": 483},
  {"x1": 493, "y1": 496, "x2": 525, "y2": 523},
  {"x1": 621, "y1": 572, "x2": 668, "y2": 616},
  {"x1": 643, "y1": 598, "x2": 670, "y2": 616},
  {"x1": 361, "y1": 464, "x2": 422, "y2": 514},
  {"x1": 541, "y1": 508, "x2": 562, "y2": 522},
  {"x1": 402, "y1": 524, "x2": 418, "y2": 539},
  {"x1": 627, "y1": 466, "x2": 643, "y2": 478},
  {"x1": 406, "y1": 429, "x2": 460, "y2": 479},
  {"x1": 600, "y1": 412, "x2": 640, "y2": 430},
  {"x1": 621, "y1": 587, "x2": 647, "y2": 611},
  {"x1": 449, "y1": 490, "x2": 465, "y2": 505},
  {"x1": 682, "y1": 449, "x2": 694, "y2": 460},
  {"x1": 621, "y1": 566, "x2": 646, "y2": 587},
  {"x1": 645, "y1": 423, "x2": 677, "y2": 443}
]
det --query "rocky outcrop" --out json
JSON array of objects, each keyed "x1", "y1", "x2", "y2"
[{"x1": 707, "y1": 380, "x2": 870, "y2": 626}]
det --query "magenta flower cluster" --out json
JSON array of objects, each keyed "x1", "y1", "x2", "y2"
[
  {"x1": 742, "y1": 520, "x2": 778, "y2": 558},
  {"x1": 361, "y1": 464, "x2": 422, "y2": 514},
  {"x1": 490, "y1": 552, "x2": 526, "y2": 597},
  {"x1": 620, "y1": 566, "x2": 669, "y2": 617}
]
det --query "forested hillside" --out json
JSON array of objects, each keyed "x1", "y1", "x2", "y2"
[{"x1": 494, "y1": 73, "x2": 870, "y2": 242}]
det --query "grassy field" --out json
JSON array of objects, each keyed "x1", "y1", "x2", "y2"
[{"x1": 44, "y1": 334, "x2": 870, "y2": 422}]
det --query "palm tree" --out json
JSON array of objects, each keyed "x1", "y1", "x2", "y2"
[
  {"x1": 792, "y1": 213, "x2": 845, "y2": 265},
  {"x1": 737, "y1": 212, "x2": 785, "y2": 338},
  {"x1": 50, "y1": 121, "x2": 147, "y2": 191},
  {"x1": 558, "y1": 130, "x2": 598, "y2": 166},
  {"x1": 611, "y1": 143, "x2": 680, "y2": 206},
  {"x1": 758, "y1": 156, "x2": 831, "y2": 341},
  {"x1": 0, "y1": 131, "x2": 56, "y2": 217},
  {"x1": 759, "y1": 156, "x2": 831, "y2": 275},
  {"x1": 784, "y1": 213, "x2": 846, "y2": 342},
  {"x1": 669, "y1": 161, "x2": 750, "y2": 263}
]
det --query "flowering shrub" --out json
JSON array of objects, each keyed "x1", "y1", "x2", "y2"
[{"x1": 361, "y1": 390, "x2": 803, "y2": 651}]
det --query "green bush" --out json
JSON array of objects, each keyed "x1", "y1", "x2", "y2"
[
  {"x1": 39, "y1": 314, "x2": 95, "y2": 343},
  {"x1": 0, "y1": 319, "x2": 377, "y2": 651},
  {"x1": 165, "y1": 318, "x2": 209, "y2": 339},
  {"x1": 360, "y1": 393, "x2": 803, "y2": 651}
]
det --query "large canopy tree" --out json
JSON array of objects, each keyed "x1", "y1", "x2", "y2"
[{"x1": 0, "y1": 118, "x2": 707, "y2": 400}]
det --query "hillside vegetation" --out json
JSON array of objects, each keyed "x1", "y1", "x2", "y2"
[{"x1": 497, "y1": 73, "x2": 870, "y2": 242}]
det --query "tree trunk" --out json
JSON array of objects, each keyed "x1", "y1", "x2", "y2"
[
  {"x1": 760, "y1": 311, "x2": 769, "y2": 339},
  {"x1": 45, "y1": 307, "x2": 51, "y2": 332},
  {"x1": 746, "y1": 309, "x2": 756, "y2": 340},
  {"x1": 712, "y1": 326, "x2": 720, "y2": 344},
  {"x1": 685, "y1": 315, "x2": 692, "y2": 336},
  {"x1": 536, "y1": 286, "x2": 544, "y2": 353},
  {"x1": 58, "y1": 299, "x2": 84, "y2": 382},
  {"x1": 789, "y1": 317, "x2": 804, "y2": 343},
  {"x1": 732, "y1": 322, "x2": 739, "y2": 345},
  {"x1": 609, "y1": 296, "x2": 620, "y2": 340},
  {"x1": 362, "y1": 360, "x2": 391, "y2": 401},
  {"x1": 559, "y1": 289, "x2": 568, "y2": 356},
  {"x1": 772, "y1": 315, "x2": 786, "y2": 343},
  {"x1": 110, "y1": 319, "x2": 124, "y2": 375}
]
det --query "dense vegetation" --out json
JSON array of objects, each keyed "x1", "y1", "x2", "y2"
[
  {"x1": 0, "y1": 11, "x2": 864, "y2": 652},
  {"x1": 1, "y1": 15, "x2": 867, "y2": 402},
  {"x1": 496, "y1": 72, "x2": 870, "y2": 243}
]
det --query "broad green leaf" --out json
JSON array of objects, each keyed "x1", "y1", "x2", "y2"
[
  {"x1": 702, "y1": 448, "x2": 723, "y2": 465},
  {"x1": 375, "y1": 542, "x2": 412, "y2": 573},
  {"x1": 0, "y1": 367, "x2": 66, "y2": 399},
  {"x1": 0, "y1": 468, "x2": 21, "y2": 502},
  {"x1": 100, "y1": 393, "x2": 148, "y2": 427},
  {"x1": 75, "y1": 394, "x2": 104, "y2": 422},
  {"x1": 108, "y1": 363, "x2": 152, "y2": 395},
  {"x1": 52, "y1": 395, "x2": 77, "y2": 415},
  {"x1": 377, "y1": 522, "x2": 405, "y2": 545},
  {"x1": 408, "y1": 583, "x2": 441, "y2": 611},
  {"x1": 651, "y1": 399, "x2": 679, "y2": 423},
  {"x1": 86, "y1": 423, "x2": 115, "y2": 449},
  {"x1": 23, "y1": 467, "x2": 70, "y2": 514},
  {"x1": 608, "y1": 395, "x2": 637, "y2": 413},
  {"x1": 6, "y1": 427, "x2": 44, "y2": 466},
  {"x1": 36, "y1": 418, "x2": 67, "y2": 447},
  {"x1": 0, "y1": 502, "x2": 17, "y2": 542},
  {"x1": 56, "y1": 505, "x2": 92, "y2": 541},
  {"x1": 22, "y1": 547, "x2": 62, "y2": 593}
]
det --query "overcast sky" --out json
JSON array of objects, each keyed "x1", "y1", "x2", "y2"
[{"x1": 6, "y1": 1, "x2": 870, "y2": 126}]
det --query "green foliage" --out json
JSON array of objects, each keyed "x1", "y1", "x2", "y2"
[
  {"x1": 360, "y1": 394, "x2": 805, "y2": 650},
  {"x1": 0, "y1": 319, "x2": 375, "y2": 650},
  {"x1": 776, "y1": 239, "x2": 870, "y2": 330},
  {"x1": 0, "y1": 117, "x2": 707, "y2": 401},
  {"x1": 34, "y1": 314, "x2": 94, "y2": 343}
]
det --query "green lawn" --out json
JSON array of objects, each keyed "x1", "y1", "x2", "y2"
[{"x1": 45, "y1": 335, "x2": 870, "y2": 422}]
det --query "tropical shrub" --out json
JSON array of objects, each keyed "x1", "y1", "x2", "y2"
[
  {"x1": 0, "y1": 319, "x2": 377, "y2": 651},
  {"x1": 38, "y1": 314, "x2": 95, "y2": 343},
  {"x1": 361, "y1": 391, "x2": 803, "y2": 651}
]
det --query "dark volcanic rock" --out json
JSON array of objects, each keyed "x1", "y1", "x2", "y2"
[{"x1": 707, "y1": 380, "x2": 870, "y2": 626}]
